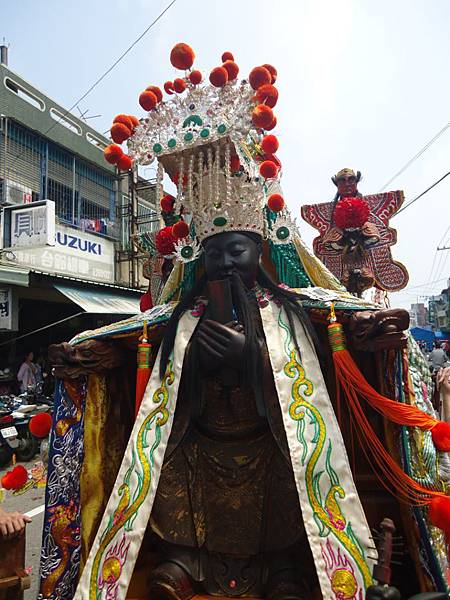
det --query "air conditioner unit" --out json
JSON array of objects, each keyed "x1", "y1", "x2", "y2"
[{"x1": 2, "y1": 180, "x2": 33, "y2": 205}]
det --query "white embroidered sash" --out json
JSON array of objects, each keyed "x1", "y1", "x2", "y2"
[{"x1": 74, "y1": 301, "x2": 375, "y2": 599}]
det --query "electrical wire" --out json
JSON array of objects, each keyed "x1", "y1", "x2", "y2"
[
  {"x1": 378, "y1": 120, "x2": 450, "y2": 192},
  {"x1": 7, "y1": 0, "x2": 177, "y2": 167},
  {"x1": 394, "y1": 171, "x2": 450, "y2": 217},
  {"x1": 425, "y1": 225, "x2": 450, "y2": 295}
]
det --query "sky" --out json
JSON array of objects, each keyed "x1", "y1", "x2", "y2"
[{"x1": 2, "y1": 0, "x2": 450, "y2": 309}]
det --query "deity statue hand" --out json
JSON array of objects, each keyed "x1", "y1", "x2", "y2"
[
  {"x1": 197, "y1": 319, "x2": 245, "y2": 376},
  {"x1": 49, "y1": 340, "x2": 126, "y2": 379},
  {"x1": 349, "y1": 308, "x2": 410, "y2": 352},
  {"x1": 366, "y1": 585, "x2": 401, "y2": 599}
]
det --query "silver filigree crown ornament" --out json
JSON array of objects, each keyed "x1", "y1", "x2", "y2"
[{"x1": 103, "y1": 44, "x2": 296, "y2": 262}]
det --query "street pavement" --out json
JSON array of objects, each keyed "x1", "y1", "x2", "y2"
[{"x1": 1, "y1": 458, "x2": 46, "y2": 600}]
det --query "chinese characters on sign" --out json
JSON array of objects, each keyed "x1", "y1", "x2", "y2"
[
  {"x1": 1, "y1": 200, "x2": 56, "y2": 249},
  {"x1": 14, "y1": 224, "x2": 115, "y2": 283}
]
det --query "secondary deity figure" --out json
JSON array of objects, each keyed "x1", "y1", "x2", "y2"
[
  {"x1": 38, "y1": 44, "x2": 450, "y2": 600},
  {"x1": 301, "y1": 169, "x2": 409, "y2": 295}
]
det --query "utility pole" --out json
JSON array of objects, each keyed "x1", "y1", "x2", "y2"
[{"x1": 437, "y1": 245, "x2": 450, "y2": 251}]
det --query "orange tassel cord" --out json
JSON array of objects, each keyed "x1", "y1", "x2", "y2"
[
  {"x1": 135, "y1": 321, "x2": 152, "y2": 418},
  {"x1": 327, "y1": 304, "x2": 450, "y2": 533}
]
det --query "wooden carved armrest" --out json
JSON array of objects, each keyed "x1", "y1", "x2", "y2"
[{"x1": 49, "y1": 339, "x2": 127, "y2": 379}]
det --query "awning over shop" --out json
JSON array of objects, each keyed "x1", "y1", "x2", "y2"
[
  {"x1": 0, "y1": 264, "x2": 30, "y2": 287},
  {"x1": 54, "y1": 283, "x2": 140, "y2": 314}
]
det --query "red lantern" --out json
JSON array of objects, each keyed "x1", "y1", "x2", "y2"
[
  {"x1": 252, "y1": 104, "x2": 274, "y2": 129},
  {"x1": 209, "y1": 66, "x2": 228, "y2": 87},
  {"x1": 110, "y1": 123, "x2": 131, "y2": 144},
  {"x1": 267, "y1": 193, "x2": 285, "y2": 212},
  {"x1": 173, "y1": 78, "x2": 187, "y2": 93},
  {"x1": 249, "y1": 66, "x2": 271, "y2": 90},
  {"x1": 259, "y1": 160, "x2": 278, "y2": 179},
  {"x1": 170, "y1": 43, "x2": 195, "y2": 70},
  {"x1": 104, "y1": 144, "x2": 123, "y2": 165},
  {"x1": 189, "y1": 70, "x2": 202, "y2": 85}
]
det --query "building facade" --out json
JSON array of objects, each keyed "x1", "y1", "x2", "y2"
[{"x1": 0, "y1": 55, "x2": 157, "y2": 371}]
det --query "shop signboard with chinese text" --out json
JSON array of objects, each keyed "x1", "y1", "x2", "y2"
[
  {"x1": 13, "y1": 224, "x2": 115, "y2": 283},
  {"x1": 1, "y1": 201, "x2": 56, "y2": 249}
]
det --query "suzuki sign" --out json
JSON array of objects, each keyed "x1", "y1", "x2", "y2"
[{"x1": 13, "y1": 224, "x2": 115, "y2": 283}]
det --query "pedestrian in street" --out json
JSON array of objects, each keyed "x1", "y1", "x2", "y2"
[
  {"x1": 16, "y1": 351, "x2": 37, "y2": 393},
  {"x1": 430, "y1": 342, "x2": 447, "y2": 373}
]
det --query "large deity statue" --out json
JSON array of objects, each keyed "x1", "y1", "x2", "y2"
[
  {"x1": 301, "y1": 169, "x2": 409, "y2": 295},
  {"x1": 38, "y1": 45, "x2": 450, "y2": 600}
]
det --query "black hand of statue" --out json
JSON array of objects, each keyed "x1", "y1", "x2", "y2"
[
  {"x1": 197, "y1": 319, "x2": 245, "y2": 372},
  {"x1": 366, "y1": 585, "x2": 401, "y2": 600}
]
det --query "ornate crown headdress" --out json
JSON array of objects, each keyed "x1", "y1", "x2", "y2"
[{"x1": 104, "y1": 43, "x2": 298, "y2": 263}]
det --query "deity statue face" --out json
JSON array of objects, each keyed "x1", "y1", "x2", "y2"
[
  {"x1": 203, "y1": 231, "x2": 261, "y2": 288},
  {"x1": 336, "y1": 174, "x2": 358, "y2": 198}
]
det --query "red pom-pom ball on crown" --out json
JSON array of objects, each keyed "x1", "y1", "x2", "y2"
[
  {"x1": 164, "y1": 81, "x2": 175, "y2": 95},
  {"x1": 265, "y1": 116, "x2": 277, "y2": 131},
  {"x1": 104, "y1": 144, "x2": 124, "y2": 165},
  {"x1": 113, "y1": 114, "x2": 133, "y2": 130},
  {"x1": 173, "y1": 78, "x2": 187, "y2": 93},
  {"x1": 189, "y1": 70, "x2": 202, "y2": 85},
  {"x1": 221, "y1": 51, "x2": 234, "y2": 62},
  {"x1": 252, "y1": 104, "x2": 274, "y2": 129},
  {"x1": 160, "y1": 194, "x2": 175, "y2": 213},
  {"x1": 117, "y1": 155, "x2": 133, "y2": 172},
  {"x1": 262, "y1": 63, "x2": 277, "y2": 83},
  {"x1": 209, "y1": 66, "x2": 228, "y2": 87},
  {"x1": 139, "y1": 90, "x2": 158, "y2": 111},
  {"x1": 128, "y1": 115, "x2": 140, "y2": 129},
  {"x1": 249, "y1": 66, "x2": 272, "y2": 90},
  {"x1": 261, "y1": 135, "x2": 279, "y2": 155},
  {"x1": 259, "y1": 160, "x2": 278, "y2": 180},
  {"x1": 334, "y1": 197, "x2": 370, "y2": 229},
  {"x1": 172, "y1": 220, "x2": 190, "y2": 240},
  {"x1": 267, "y1": 193, "x2": 285, "y2": 212},
  {"x1": 29, "y1": 412, "x2": 52, "y2": 438},
  {"x1": 156, "y1": 226, "x2": 176, "y2": 256},
  {"x1": 110, "y1": 123, "x2": 131, "y2": 144},
  {"x1": 222, "y1": 61, "x2": 239, "y2": 80},
  {"x1": 145, "y1": 85, "x2": 163, "y2": 103},
  {"x1": 170, "y1": 43, "x2": 195, "y2": 70},
  {"x1": 254, "y1": 84, "x2": 278, "y2": 108}
]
